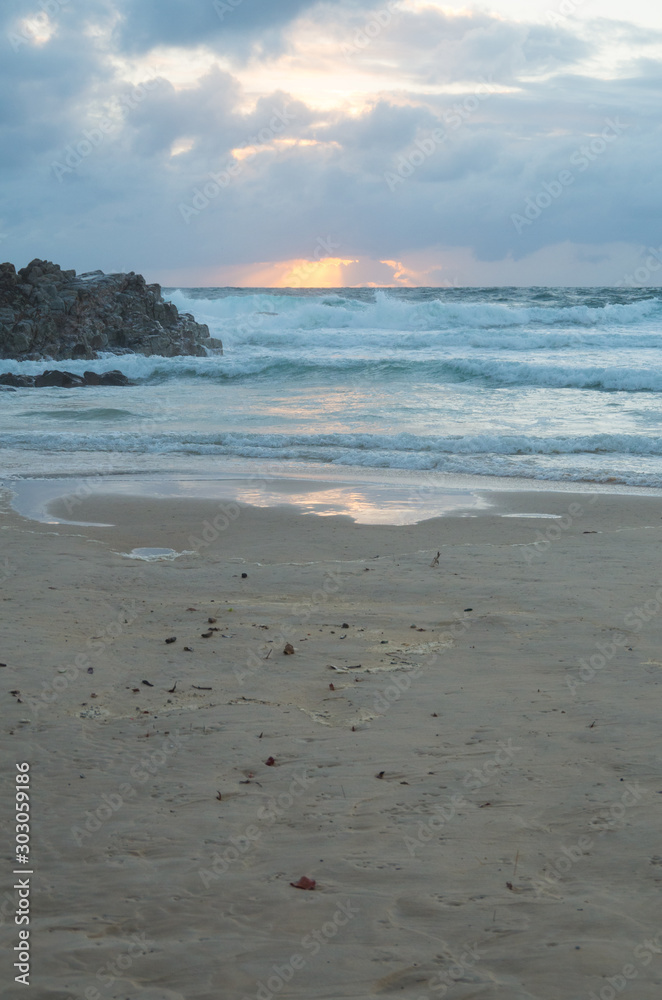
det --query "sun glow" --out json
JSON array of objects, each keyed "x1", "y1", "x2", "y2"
[
  {"x1": 170, "y1": 138, "x2": 195, "y2": 157},
  {"x1": 212, "y1": 256, "x2": 446, "y2": 288},
  {"x1": 242, "y1": 258, "x2": 359, "y2": 288},
  {"x1": 230, "y1": 138, "x2": 340, "y2": 161},
  {"x1": 19, "y1": 15, "x2": 55, "y2": 46}
]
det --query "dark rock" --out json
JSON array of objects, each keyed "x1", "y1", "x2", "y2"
[
  {"x1": 0, "y1": 264, "x2": 18, "y2": 292},
  {"x1": 0, "y1": 259, "x2": 222, "y2": 361},
  {"x1": 0, "y1": 368, "x2": 135, "y2": 388},
  {"x1": 0, "y1": 372, "x2": 35, "y2": 387},
  {"x1": 34, "y1": 369, "x2": 86, "y2": 388},
  {"x1": 84, "y1": 369, "x2": 133, "y2": 386}
]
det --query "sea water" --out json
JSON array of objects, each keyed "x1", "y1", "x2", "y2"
[{"x1": 2, "y1": 286, "x2": 662, "y2": 488}]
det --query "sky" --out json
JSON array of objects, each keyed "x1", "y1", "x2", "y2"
[{"x1": 2, "y1": 0, "x2": 662, "y2": 287}]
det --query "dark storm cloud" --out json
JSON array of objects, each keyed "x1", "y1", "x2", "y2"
[
  {"x1": 111, "y1": 0, "x2": 349, "y2": 57},
  {"x1": 1, "y1": 0, "x2": 661, "y2": 281}
]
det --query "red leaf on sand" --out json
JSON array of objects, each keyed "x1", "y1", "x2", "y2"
[
  {"x1": 290, "y1": 876, "x2": 316, "y2": 890},
  {"x1": 265, "y1": 757, "x2": 276, "y2": 766}
]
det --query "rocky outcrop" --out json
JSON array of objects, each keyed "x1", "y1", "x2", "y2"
[
  {"x1": 0, "y1": 259, "x2": 222, "y2": 360},
  {"x1": 0, "y1": 369, "x2": 134, "y2": 388}
]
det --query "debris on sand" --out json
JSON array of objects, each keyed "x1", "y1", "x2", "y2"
[{"x1": 290, "y1": 876, "x2": 316, "y2": 890}]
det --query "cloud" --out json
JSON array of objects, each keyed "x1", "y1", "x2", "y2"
[
  {"x1": 0, "y1": 0, "x2": 661, "y2": 284},
  {"x1": 332, "y1": 5, "x2": 591, "y2": 87},
  {"x1": 110, "y1": 0, "x2": 333, "y2": 59}
]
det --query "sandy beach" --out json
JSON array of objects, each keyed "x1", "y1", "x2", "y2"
[
  {"x1": 6, "y1": 0, "x2": 662, "y2": 995},
  {"x1": 2, "y1": 482, "x2": 662, "y2": 999}
]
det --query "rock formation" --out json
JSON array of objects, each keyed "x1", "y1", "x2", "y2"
[
  {"x1": 0, "y1": 259, "x2": 222, "y2": 360},
  {"x1": 0, "y1": 369, "x2": 134, "y2": 389}
]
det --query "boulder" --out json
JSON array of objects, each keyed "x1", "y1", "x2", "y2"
[
  {"x1": 0, "y1": 368, "x2": 135, "y2": 388},
  {"x1": 34, "y1": 369, "x2": 86, "y2": 388},
  {"x1": 0, "y1": 372, "x2": 35, "y2": 387},
  {"x1": 0, "y1": 259, "x2": 222, "y2": 361},
  {"x1": 83, "y1": 369, "x2": 133, "y2": 386}
]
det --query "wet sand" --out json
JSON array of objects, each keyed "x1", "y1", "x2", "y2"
[{"x1": 2, "y1": 484, "x2": 662, "y2": 999}]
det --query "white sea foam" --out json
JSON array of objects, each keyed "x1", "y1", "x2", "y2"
[
  {"x1": 168, "y1": 289, "x2": 662, "y2": 334},
  {"x1": 4, "y1": 430, "x2": 662, "y2": 456},
  {"x1": 4, "y1": 352, "x2": 662, "y2": 392},
  {"x1": 4, "y1": 287, "x2": 662, "y2": 488}
]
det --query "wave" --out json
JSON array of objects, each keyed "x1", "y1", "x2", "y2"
[
  {"x1": 169, "y1": 289, "x2": 662, "y2": 335},
  {"x1": 4, "y1": 352, "x2": 662, "y2": 391},
  {"x1": 5, "y1": 430, "x2": 662, "y2": 457},
  {"x1": 442, "y1": 359, "x2": 662, "y2": 391},
  {"x1": 5, "y1": 430, "x2": 662, "y2": 486},
  {"x1": 224, "y1": 328, "x2": 662, "y2": 352}
]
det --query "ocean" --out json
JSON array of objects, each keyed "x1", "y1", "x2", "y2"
[{"x1": 2, "y1": 286, "x2": 662, "y2": 490}]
